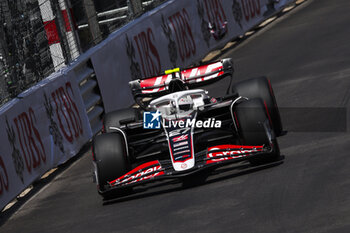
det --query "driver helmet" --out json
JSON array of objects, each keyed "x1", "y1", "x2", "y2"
[{"x1": 178, "y1": 95, "x2": 194, "y2": 113}]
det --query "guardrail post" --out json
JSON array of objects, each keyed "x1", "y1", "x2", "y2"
[
  {"x1": 51, "y1": 0, "x2": 72, "y2": 64},
  {"x1": 60, "y1": 0, "x2": 81, "y2": 59},
  {"x1": 0, "y1": 4, "x2": 9, "y2": 101},
  {"x1": 128, "y1": 0, "x2": 143, "y2": 18},
  {"x1": 83, "y1": 0, "x2": 102, "y2": 45}
]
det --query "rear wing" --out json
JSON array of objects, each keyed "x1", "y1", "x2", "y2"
[{"x1": 129, "y1": 59, "x2": 234, "y2": 102}]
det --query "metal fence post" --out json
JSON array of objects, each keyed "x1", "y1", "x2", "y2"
[
  {"x1": 83, "y1": 0, "x2": 102, "y2": 45},
  {"x1": 128, "y1": 0, "x2": 143, "y2": 18},
  {"x1": 51, "y1": 0, "x2": 71, "y2": 64},
  {"x1": 58, "y1": 0, "x2": 81, "y2": 60},
  {"x1": 0, "y1": 2, "x2": 9, "y2": 101}
]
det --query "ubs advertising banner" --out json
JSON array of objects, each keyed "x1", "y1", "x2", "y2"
[
  {"x1": 90, "y1": 0, "x2": 295, "y2": 112},
  {"x1": 0, "y1": 73, "x2": 92, "y2": 210}
]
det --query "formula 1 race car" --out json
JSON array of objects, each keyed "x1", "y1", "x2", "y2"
[{"x1": 92, "y1": 58, "x2": 283, "y2": 199}]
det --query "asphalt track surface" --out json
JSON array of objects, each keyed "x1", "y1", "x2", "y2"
[{"x1": 1, "y1": 0, "x2": 350, "y2": 232}]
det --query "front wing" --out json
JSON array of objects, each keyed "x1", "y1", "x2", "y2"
[{"x1": 101, "y1": 145, "x2": 270, "y2": 194}]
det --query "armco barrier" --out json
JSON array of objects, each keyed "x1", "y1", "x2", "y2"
[
  {"x1": 0, "y1": 71, "x2": 93, "y2": 210},
  {"x1": 0, "y1": 0, "x2": 296, "y2": 210},
  {"x1": 65, "y1": 60, "x2": 104, "y2": 135}
]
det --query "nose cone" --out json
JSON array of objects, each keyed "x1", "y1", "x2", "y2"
[{"x1": 172, "y1": 159, "x2": 195, "y2": 171}]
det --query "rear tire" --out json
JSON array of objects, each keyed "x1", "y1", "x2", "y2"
[
  {"x1": 232, "y1": 77, "x2": 283, "y2": 136},
  {"x1": 233, "y1": 98, "x2": 280, "y2": 165},
  {"x1": 93, "y1": 133, "x2": 131, "y2": 198}
]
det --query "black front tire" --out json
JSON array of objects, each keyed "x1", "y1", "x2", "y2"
[
  {"x1": 232, "y1": 76, "x2": 283, "y2": 136},
  {"x1": 233, "y1": 98, "x2": 280, "y2": 165},
  {"x1": 93, "y1": 133, "x2": 131, "y2": 198}
]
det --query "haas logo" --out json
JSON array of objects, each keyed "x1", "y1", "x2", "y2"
[{"x1": 172, "y1": 135, "x2": 188, "y2": 142}]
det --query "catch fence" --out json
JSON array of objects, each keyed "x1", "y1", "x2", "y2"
[{"x1": 0, "y1": 0, "x2": 166, "y2": 105}]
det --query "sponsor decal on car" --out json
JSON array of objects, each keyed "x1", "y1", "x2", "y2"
[
  {"x1": 120, "y1": 166, "x2": 162, "y2": 185},
  {"x1": 174, "y1": 146, "x2": 190, "y2": 152},
  {"x1": 174, "y1": 154, "x2": 191, "y2": 160},
  {"x1": 110, "y1": 161, "x2": 164, "y2": 186},
  {"x1": 172, "y1": 134, "x2": 188, "y2": 142},
  {"x1": 139, "y1": 61, "x2": 224, "y2": 94},
  {"x1": 181, "y1": 163, "x2": 188, "y2": 169},
  {"x1": 206, "y1": 145, "x2": 264, "y2": 164},
  {"x1": 173, "y1": 141, "x2": 189, "y2": 147},
  {"x1": 168, "y1": 128, "x2": 190, "y2": 137},
  {"x1": 174, "y1": 150, "x2": 191, "y2": 156}
]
